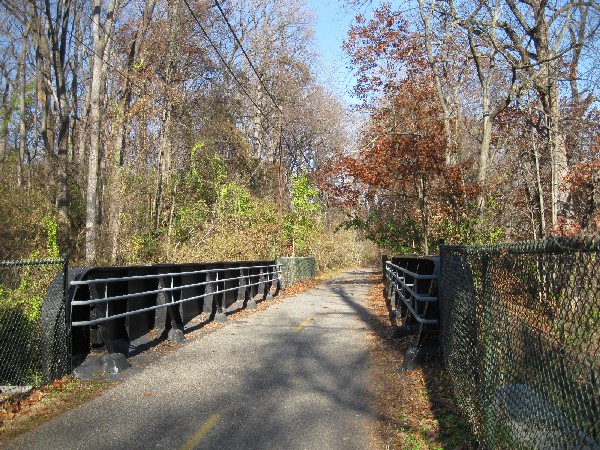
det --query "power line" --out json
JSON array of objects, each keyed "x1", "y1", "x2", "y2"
[
  {"x1": 44, "y1": 0, "x2": 271, "y2": 125},
  {"x1": 40, "y1": 0, "x2": 279, "y2": 138},
  {"x1": 180, "y1": 0, "x2": 272, "y2": 119},
  {"x1": 213, "y1": 0, "x2": 281, "y2": 113},
  {"x1": 35, "y1": 0, "x2": 285, "y2": 158}
]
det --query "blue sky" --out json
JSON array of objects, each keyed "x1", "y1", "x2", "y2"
[{"x1": 306, "y1": 0, "x2": 374, "y2": 105}]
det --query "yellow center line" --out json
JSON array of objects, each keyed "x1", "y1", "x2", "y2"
[
  {"x1": 294, "y1": 316, "x2": 314, "y2": 333},
  {"x1": 180, "y1": 413, "x2": 221, "y2": 450}
]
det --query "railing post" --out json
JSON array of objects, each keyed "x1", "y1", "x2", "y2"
[
  {"x1": 41, "y1": 256, "x2": 71, "y2": 383},
  {"x1": 243, "y1": 268, "x2": 259, "y2": 309},
  {"x1": 63, "y1": 254, "x2": 72, "y2": 376},
  {"x1": 255, "y1": 267, "x2": 268, "y2": 301},
  {"x1": 212, "y1": 271, "x2": 227, "y2": 323},
  {"x1": 481, "y1": 253, "x2": 496, "y2": 448},
  {"x1": 166, "y1": 274, "x2": 184, "y2": 343}
]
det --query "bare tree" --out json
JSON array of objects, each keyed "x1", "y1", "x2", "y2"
[
  {"x1": 446, "y1": 0, "x2": 522, "y2": 213},
  {"x1": 467, "y1": 0, "x2": 599, "y2": 228},
  {"x1": 85, "y1": 0, "x2": 120, "y2": 265},
  {"x1": 17, "y1": 19, "x2": 31, "y2": 188},
  {"x1": 108, "y1": 0, "x2": 157, "y2": 263}
]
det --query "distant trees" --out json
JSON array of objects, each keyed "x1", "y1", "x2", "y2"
[
  {"x1": 325, "y1": 0, "x2": 600, "y2": 253},
  {"x1": 2, "y1": 0, "x2": 597, "y2": 263}
]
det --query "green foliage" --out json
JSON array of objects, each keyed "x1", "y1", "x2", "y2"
[
  {"x1": 42, "y1": 216, "x2": 60, "y2": 258},
  {"x1": 187, "y1": 144, "x2": 228, "y2": 205},
  {"x1": 4, "y1": 254, "x2": 56, "y2": 323},
  {"x1": 172, "y1": 200, "x2": 210, "y2": 243},
  {"x1": 0, "y1": 259, "x2": 63, "y2": 385},
  {"x1": 0, "y1": 306, "x2": 40, "y2": 385},
  {"x1": 133, "y1": 57, "x2": 145, "y2": 71},
  {"x1": 283, "y1": 174, "x2": 322, "y2": 256},
  {"x1": 340, "y1": 212, "x2": 422, "y2": 254},
  {"x1": 130, "y1": 233, "x2": 160, "y2": 263},
  {"x1": 437, "y1": 215, "x2": 505, "y2": 246},
  {"x1": 216, "y1": 182, "x2": 254, "y2": 222}
]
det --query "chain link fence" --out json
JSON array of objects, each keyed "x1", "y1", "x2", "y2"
[
  {"x1": 440, "y1": 238, "x2": 600, "y2": 449},
  {"x1": 0, "y1": 258, "x2": 69, "y2": 391},
  {"x1": 276, "y1": 257, "x2": 316, "y2": 289}
]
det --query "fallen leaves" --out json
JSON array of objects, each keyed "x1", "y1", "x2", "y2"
[
  {"x1": 282, "y1": 279, "x2": 321, "y2": 296},
  {"x1": 365, "y1": 280, "x2": 477, "y2": 450},
  {"x1": 0, "y1": 376, "x2": 116, "y2": 445},
  {"x1": 1, "y1": 388, "x2": 48, "y2": 421}
]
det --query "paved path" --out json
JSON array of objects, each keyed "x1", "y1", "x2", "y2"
[{"x1": 7, "y1": 269, "x2": 377, "y2": 450}]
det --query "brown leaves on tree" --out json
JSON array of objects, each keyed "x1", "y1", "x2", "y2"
[{"x1": 324, "y1": 4, "x2": 467, "y2": 253}]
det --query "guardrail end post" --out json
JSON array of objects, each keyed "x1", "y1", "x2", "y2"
[
  {"x1": 168, "y1": 328, "x2": 185, "y2": 343},
  {"x1": 214, "y1": 312, "x2": 227, "y2": 323},
  {"x1": 246, "y1": 299, "x2": 258, "y2": 309}
]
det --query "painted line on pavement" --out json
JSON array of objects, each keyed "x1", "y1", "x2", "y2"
[
  {"x1": 180, "y1": 413, "x2": 221, "y2": 450},
  {"x1": 294, "y1": 316, "x2": 314, "y2": 333}
]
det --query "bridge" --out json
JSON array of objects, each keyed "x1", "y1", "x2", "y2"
[
  {"x1": 4, "y1": 269, "x2": 377, "y2": 449},
  {"x1": 1, "y1": 237, "x2": 599, "y2": 449}
]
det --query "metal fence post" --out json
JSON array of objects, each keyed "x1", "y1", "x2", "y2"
[
  {"x1": 481, "y1": 253, "x2": 495, "y2": 448},
  {"x1": 63, "y1": 254, "x2": 72, "y2": 376}
]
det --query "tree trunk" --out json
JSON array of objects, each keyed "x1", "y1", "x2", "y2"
[
  {"x1": 32, "y1": 0, "x2": 73, "y2": 244},
  {"x1": 71, "y1": 4, "x2": 86, "y2": 166},
  {"x1": 18, "y1": 24, "x2": 31, "y2": 188},
  {"x1": 253, "y1": 85, "x2": 263, "y2": 158},
  {"x1": 531, "y1": 128, "x2": 546, "y2": 237},
  {"x1": 0, "y1": 77, "x2": 9, "y2": 163},
  {"x1": 154, "y1": 0, "x2": 180, "y2": 233},
  {"x1": 85, "y1": 0, "x2": 119, "y2": 265},
  {"x1": 527, "y1": 5, "x2": 570, "y2": 229},
  {"x1": 417, "y1": 174, "x2": 429, "y2": 255},
  {"x1": 477, "y1": 107, "x2": 492, "y2": 213},
  {"x1": 418, "y1": 0, "x2": 454, "y2": 163},
  {"x1": 542, "y1": 83, "x2": 569, "y2": 228}
]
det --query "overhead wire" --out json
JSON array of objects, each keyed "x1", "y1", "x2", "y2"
[
  {"x1": 213, "y1": 0, "x2": 281, "y2": 113},
  {"x1": 36, "y1": 0, "x2": 283, "y2": 145},
  {"x1": 209, "y1": 0, "x2": 292, "y2": 191},
  {"x1": 180, "y1": 0, "x2": 274, "y2": 120},
  {"x1": 39, "y1": 0, "x2": 313, "y2": 177}
]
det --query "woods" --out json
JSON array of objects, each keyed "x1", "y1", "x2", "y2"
[
  {"x1": 0, "y1": 0, "x2": 598, "y2": 264},
  {"x1": 0, "y1": 0, "x2": 373, "y2": 268},
  {"x1": 330, "y1": 0, "x2": 600, "y2": 254}
]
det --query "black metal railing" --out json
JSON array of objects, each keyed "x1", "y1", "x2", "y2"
[
  {"x1": 69, "y1": 261, "x2": 281, "y2": 357},
  {"x1": 384, "y1": 238, "x2": 600, "y2": 449},
  {"x1": 384, "y1": 256, "x2": 440, "y2": 370}
]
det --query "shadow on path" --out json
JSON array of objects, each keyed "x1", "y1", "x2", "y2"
[{"x1": 329, "y1": 269, "x2": 476, "y2": 449}]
